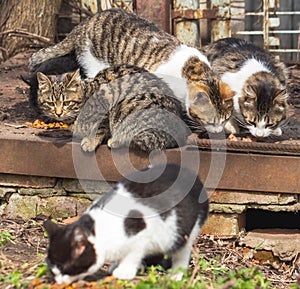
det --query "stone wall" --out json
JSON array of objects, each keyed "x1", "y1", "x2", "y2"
[
  {"x1": 0, "y1": 173, "x2": 114, "y2": 219},
  {"x1": 1, "y1": 173, "x2": 299, "y2": 238}
]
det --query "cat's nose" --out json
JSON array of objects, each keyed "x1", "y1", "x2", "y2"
[{"x1": 55, "y1": 107, "x2": 63, "y2": 116}]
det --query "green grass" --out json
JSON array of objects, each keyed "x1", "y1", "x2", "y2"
[
  {"x1": 0, "y1": 270, "x2": 29, "y2": 289},
  {"x1": 0, "y1": 254, "x2": 298, "y2": 288},
  {"x1": 0, "y1": 229, "x2": 15, "y2": 246}
]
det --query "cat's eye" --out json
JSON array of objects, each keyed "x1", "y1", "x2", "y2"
[
  {"x1": 247, "y1": 120, "x2": 256, "y2": 126},
  {"x1": 44, "y1": 101, "x2": 54, "y2": 106},
  {"x1": 275, "y1": 104, "x2": 285, "y2": 112},
  {"x1": 265, "y1": 123, "x2": 276, "y2": 128},
  {"x1": 63, "y1": 101, "x2": 73, "y2": 106}
]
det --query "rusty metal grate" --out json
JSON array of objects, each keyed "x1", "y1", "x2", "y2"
[{"x1": 171, "y1": 0, "x2": 300, "y2": 62}]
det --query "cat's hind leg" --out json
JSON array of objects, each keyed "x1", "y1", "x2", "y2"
[
  {"x1": 169, "y1": 243, "x2": 191, "y2": 281},
  {"x1": 170, "y1": 222, "x2": 200, "y2": 280}
]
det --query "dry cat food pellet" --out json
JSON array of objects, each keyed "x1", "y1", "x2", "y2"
[{"x1": 25, "y1": 119, "x2": 68, "y2": 129}]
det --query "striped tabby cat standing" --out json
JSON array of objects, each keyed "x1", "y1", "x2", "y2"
[
  {"x1": 204, "y1": 37, "x2": 289, "y2": 138},
  {"x1": 29, "y1": 8, "x2": 234, "y2": 134}
]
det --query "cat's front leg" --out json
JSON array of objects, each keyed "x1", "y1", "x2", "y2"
[
  {"x1": 81, "y1": 133, "x2": 105, "y2": 152},
  {"x1": 112, "y1": 252, "x2": 143, "y2": 280},
  {"x1": 224, "y1": 117, "x2": 240, "y2": 135}
]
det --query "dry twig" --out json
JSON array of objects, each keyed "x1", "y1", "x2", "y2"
[{"x1": 0, "y1": 29, "x2": 52, "y2": 45}]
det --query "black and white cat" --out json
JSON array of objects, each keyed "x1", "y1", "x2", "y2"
[{"x1": 43, "y1": 164, "x2": 209, "y2": 284}]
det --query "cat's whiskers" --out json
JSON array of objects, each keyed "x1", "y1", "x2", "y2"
[{"x1": 232, "y1": 115, "x2": 248, "y2": 128}]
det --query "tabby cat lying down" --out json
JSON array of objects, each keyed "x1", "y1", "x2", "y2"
[
  {"x1": 36, "y1": 64, "x2": 190, "y2": 152},
  {"x1": 44, "y1": 164, "x2": 209, "y2": 284}
]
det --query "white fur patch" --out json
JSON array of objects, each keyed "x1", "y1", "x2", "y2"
[
  {"x1": 88, "y1": 183, "x2": 179, "y2": 270},
  {"x1": 247, "y1": 122, "x2": 282, "y2": 137},
  {"x1": 78, "y1": 41, "x2": 110, "y2": 78},
  {"x1": 154, "y1": 44, "x2": 210, "y2": 109},
  {"x1": 154, "y1": 44, "x2": 210, "y2": 79},
  {"x1": 221, "y1": 58, "x2": 271, "y2": 112},
  {"x1": 155, "y1": 73, "x2": 188, "y2": 103},
  {"x1": 205, "y1": 124, "x2": 224, "y2": 134}
]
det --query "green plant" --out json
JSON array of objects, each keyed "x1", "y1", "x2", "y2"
[
  {"x1": 0, "y1": 270, "x2": 29, "y2": 289},
  {"x1": 36, "y1": 260, "x2": 50, "y2": 278},
  {"x1": 0, "y1": 230, "x2": 15, "y2": 246}
]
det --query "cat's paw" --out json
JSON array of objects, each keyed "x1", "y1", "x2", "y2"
[
  {"x1": 112, "y1": 266, "x2": 137, "y2": 280},
  {"x1": 81, "y1": 137, "x2": 97, "y2": 152},
  {"x1": 169, "y1": 270, "x2": 184, "y2": 281},
  {"x1": 107, "y1": 138, "x2": 120, "y2": 149}
]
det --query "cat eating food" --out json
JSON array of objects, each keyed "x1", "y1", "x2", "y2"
[
  {"x1": 29, "y1": 8, "x2": 234, "y2": 134},
  {"x1": 43, "y1": 163, "x2": 209, "y2": 284},
  {"x1": 36, "y1": 64, "x2": 190, "y2": 152},
  {"x1": 203, "y1": 37, "x2": 289, "y2": 138}
]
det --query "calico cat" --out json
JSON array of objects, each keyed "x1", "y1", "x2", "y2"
[
  {"x1": 43, "y1": 163, "x2": 209, "y2": 284},
  {"x1": 203, "y1": 37, "x2": 289, "y2": 138},
  {"x1": 36, "y1": 64, "x2": 190, "y2": 152},
  {"x1": 29, "y1": 8, "x2": 234, "y2": 134}
]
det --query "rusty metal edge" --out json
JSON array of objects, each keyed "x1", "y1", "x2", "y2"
[
  {"x1": 0, "y1": 137, "x2": 299, "y2": 194},
  {"x1": 194, "y1": 138, "x2": 300, "y2": 156}
]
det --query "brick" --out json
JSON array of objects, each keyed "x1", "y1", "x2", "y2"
[
  {"x1": 76, "y1": 198, "x2": 92, "y2": 215},
  {"x1": 37, "y1": 196, "x2": 78, "y2": 219},
  {"x1": 18, "y1": 187, "x2": 66, "y2": 197},
  {"x1": 62, "y1": 179, "x2": 114, "y2": 194},
  {"x1": 0, "y1": 187, "x2": 16, "y2": 199},
  {"x1": 4, "y1": 193, "x2": 39, "y2": 219},
  {"x1": 201, "y1": 212, "x2": 246, "y2": 238},
  {"x1": 68, "y1": 193, "x2": 103, "y2": 201},
  {"x1": 0, "y1": 174, "x2": 56, "y2": 188},
  {"x1": 210, "y1": 190, "x2": 297, "y2": 205},
  {"x1": 249, "y1": 202, "x2": 300, "y2": 212},
  {"x1": 0, "y1": 202, "x2": 7, "y2": 216},
  {"x1": 240, "y1": 229, "x2": 300, "y2": 261},
  {"x1": 210, "y1": 203, "x2": 246, "y2": 214}
]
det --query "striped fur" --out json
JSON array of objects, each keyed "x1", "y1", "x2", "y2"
[
  {"x1": 204, "y1": 37, "x2": 289, "y2": 137},
  {"x1": 29, "y1": 9, "x2": 235, "y2": 134},
  {"x1": 36, "y1": 65, "x2": 190, "y2": 152}
]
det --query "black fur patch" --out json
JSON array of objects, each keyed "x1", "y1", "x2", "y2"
[{"x1": 124, "y1": 210, "x2": 146, "y2": 236}]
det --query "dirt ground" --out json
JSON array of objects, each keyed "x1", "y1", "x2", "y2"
[
  {"x1": 0, "y1": 216, "x2": 299, "y2": 289},
  {"x1": 0, "y1": 53, "x2": 300, "y2": 288}
]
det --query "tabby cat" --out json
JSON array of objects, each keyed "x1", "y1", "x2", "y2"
[
  {"x1": 203, "y1": 37, "x2": 289, "y2": 138},
  {"x1": 29, "y1": 8, "x2": 234, "y2": 134},
  {"x1": 36, "y1": 64, "x2": 190, "y2": 152},
  {"x1": 43, "y1": 163, "x2": 209, "y2": 284}
]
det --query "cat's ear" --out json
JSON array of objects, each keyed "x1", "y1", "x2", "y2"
[
  {"x1": 220, "y1": 82, "x2": 235, "y2": 100},
  {"x1": 65, "y1": 69, "x2": 81, "y2": 90},
  {"x1": 244, "y1": 84, "x2": 257, "y2": 98},
  {"x1": 243, "y1": 84, "x2": 257, "y2": 107},
  {"x1": 187, "y1": 83, "x2": 210, "y2": 104},
  {"x1": 274, "y1": 88, "x2": 289, "y2": 103},
  {"x1": 182, "y1": 57, "x2": 210, "y2": 81},
  {"x1": 71, "y1": 226, "x2": 87, "y2": 258},
  {"x1": 43, "y1": 219, "x2": 59, "y2": 237},
  {"x1": 37, "y1": 72, "x2": 51, "y2": 91}
]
